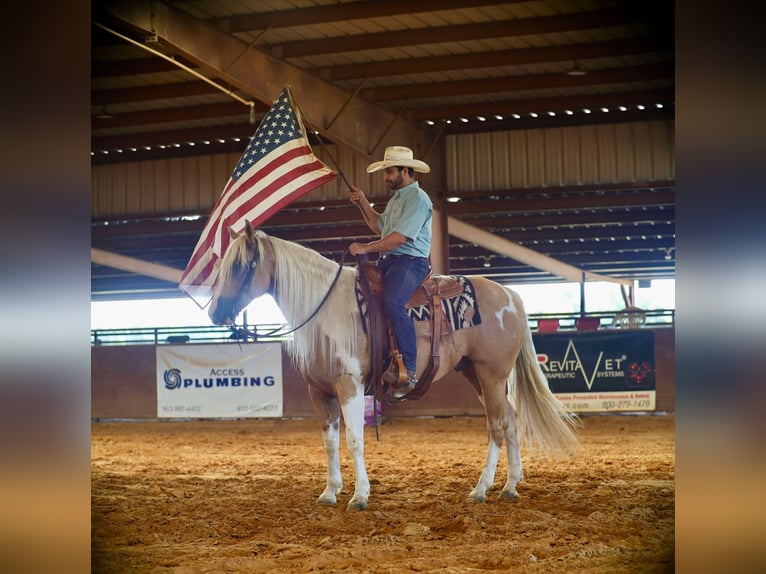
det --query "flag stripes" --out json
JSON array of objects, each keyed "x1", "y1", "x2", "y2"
[{"x1": 179, "y1": 86, "x2": 336, "y2": 306}]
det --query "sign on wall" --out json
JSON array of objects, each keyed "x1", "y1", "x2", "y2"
[
  {"x1": 532, "y1": 331, "x2": 655, "y2": 412},
  {"x1": 156, "y1": 343, "x2": 283, "y2": 418}
]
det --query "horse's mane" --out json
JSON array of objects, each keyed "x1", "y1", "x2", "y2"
[{"x1": 255, "y1": 231, "x2": 361, "y2": 377}]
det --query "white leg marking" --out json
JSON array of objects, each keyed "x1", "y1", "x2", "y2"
[
  {"x1": 469, "y1": 439, "x2": 501, "y2": 503},
  {"x1": 340, "y1": 390, "x2": 370, "y2": 511},
  {"x1": 501, "y1": 414, "x2": 523, "y2": 500},
  {"x1": 317, "y1": 420, "x2": 343, "y2": 505}
]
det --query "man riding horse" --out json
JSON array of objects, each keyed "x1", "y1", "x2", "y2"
[{"x1": 347, "y1": 146, "x2": 433, "y2": 399}]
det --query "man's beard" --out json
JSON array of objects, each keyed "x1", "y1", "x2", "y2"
[{"x1": 386, "y1": 173, "x2": 404, "y2": 190}]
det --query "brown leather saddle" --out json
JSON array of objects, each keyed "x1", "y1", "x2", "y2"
[{"x1": 356, "y1": 258, "x2": 463, "y2": 402}]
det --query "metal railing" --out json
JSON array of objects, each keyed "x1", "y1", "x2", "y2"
[
  {"x1": 529, "y1": 308, "x2": 674, "y2": 332},
  {"x1": 91, "y1": 323, "x2": 289, "y2": 346},
  {"x1": 91, "y1": 308, "x2": 673, "y2": 347}
]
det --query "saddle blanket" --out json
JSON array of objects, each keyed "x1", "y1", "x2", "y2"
[{"x1": 355, "y1": 275, "x2": 482, "y2": 335}]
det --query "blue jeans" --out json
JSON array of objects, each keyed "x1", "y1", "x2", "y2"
[{"x1": 376, "y1": 255, "x2": 430, "y2": 373}]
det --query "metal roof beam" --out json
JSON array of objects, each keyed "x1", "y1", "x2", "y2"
[
  {"x1": 92, "y1": 80, "x2": 223, "y2": 105},
  {"x1": 92, "y1": 101, "x2": 258, "y2": 129},
  {"x1": 321, "y1": 36, "x2": 669, "y2": 81},
  {"x1": 366, "y1": 64, "x2": 674, "y2": 102},
  {"x1": 101, "y1": 0, "x2": 423, "y2": 159},
  {"x1": 219, "y1": 0, "x2": 518, "y2": 32},
  {"x1": 91, "y1": 56, "x2": 197, "y2": 78},
  {"x1": 268, "y1": 9, "x2": 633, "y2": 58}
]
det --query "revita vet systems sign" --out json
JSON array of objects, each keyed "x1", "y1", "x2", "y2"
[{"x1": 533, "y1": 331, "x2": 655, "y2": 412}]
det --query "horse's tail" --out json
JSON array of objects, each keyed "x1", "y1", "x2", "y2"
[{"x1": 513, "y1": 325, "x2": 581, "y2": 457}]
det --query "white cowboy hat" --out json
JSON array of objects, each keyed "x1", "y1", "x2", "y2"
[{"x1": 366, "y1": 145, "x2": 430, "y2": 174}]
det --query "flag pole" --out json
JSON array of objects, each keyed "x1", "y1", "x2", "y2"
[{"x1": 291, "y1": 90, "x2": 353, "y2": 190}]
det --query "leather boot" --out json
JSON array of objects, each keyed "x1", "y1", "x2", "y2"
[{"x1": 391, "y1": 370, "x2": 418, "y2": 399}]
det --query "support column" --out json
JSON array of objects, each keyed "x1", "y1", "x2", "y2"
[{"x1": 417, "y1": 126, "x2": 448, "y2": 275}]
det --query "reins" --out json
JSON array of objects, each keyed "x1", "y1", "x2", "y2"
[{"x1": 231, "y1": 245, "x2": 349, "y2": 340}]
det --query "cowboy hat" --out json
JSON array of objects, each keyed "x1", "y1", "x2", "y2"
[{"x1": 366, "y1": 145, "x2": 430, "y2": 174}]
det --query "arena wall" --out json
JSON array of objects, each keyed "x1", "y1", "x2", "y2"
[{"x1": 91, "y1": 328, "x2": 674, "y2": 419}]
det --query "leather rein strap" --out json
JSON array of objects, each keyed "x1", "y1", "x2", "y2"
[{"x1": 233, "y1": 243, "x2": 348, "y2": 340}]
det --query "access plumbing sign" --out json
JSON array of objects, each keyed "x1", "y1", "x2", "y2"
[
  {"x1": 156, "y1": 343, "x2": 283, "y2": 418},
  {"x1": 532, "y1": 331, "x2": 655, "y2": 413}
]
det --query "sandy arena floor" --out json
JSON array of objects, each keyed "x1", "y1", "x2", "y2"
[{"x1": 91, "y1": 414, "x2": 674, "y2": 573}]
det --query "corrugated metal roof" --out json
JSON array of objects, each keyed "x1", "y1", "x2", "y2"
[{"x1": 90, "y1": 0, "x2": 674, "y2": 297}]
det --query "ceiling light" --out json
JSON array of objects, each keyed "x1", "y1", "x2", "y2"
[
  {"x1": 600, "y1": 107, "x2": 609, "y2": 113},
  {"x1": 94, "y1": 106, "x2": 114, "y2": 120},
  {"x1": 565, "y1": 109, "x2": 574, "y2": 115},
  {"x1": 655, "y1": 103, "x2": 664, "y2": 109},
  {"x1": 425, "y1": 120, "x2": 435, "y2": 125},
  {"x1": 636, "y1": 104, "x2": 646, "y2": 110},
  {"x1": 446, "y1": 196, "x2": 461, "y2": 203},
  {"x1": 512, "y1": 113, "x2": 521, "y2": 119},
  {"x1": 459, "y1": 117, "x2": 469, "y2": 123},
  {"x1": 529, "y1": 112, "x2": 538, "y2": 118},
  {"x1": 547, "y1": 111, "x2": 556, "y2": 116},
  {"x1": 482, "y1": 257, "x2": 491, "y2": 268},
  {"x1": 583, "y1": 108, "x2": 591, "y2": 114},
  {"x1": 494, "y1": 115, "x2": 503, "y2": 120},
  {"x1": 567, "y1": 62, "x2": 587, "y2": 76},
  {"x1": 476, "y1": 116, "x2": 486, "y2": 121},
  {"x1": 618, "y1": 106, "x2": 628, "y2": 111}
]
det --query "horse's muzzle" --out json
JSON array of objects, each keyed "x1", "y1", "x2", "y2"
[{"x1": 209, "y1": 298, "x2": 237, "y2": 325}]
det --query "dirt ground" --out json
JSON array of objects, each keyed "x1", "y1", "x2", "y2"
[{"x1": 91, "y1": 414, "x2": 674, "y2": 573}]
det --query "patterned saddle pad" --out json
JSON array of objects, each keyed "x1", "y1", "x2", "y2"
[{"x1": 355, "y1": 274, "x2": 482, "y2": 335}]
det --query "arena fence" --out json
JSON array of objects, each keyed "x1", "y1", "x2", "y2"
[{"x1": 91, "y1": 309, "x2": 674, "y2": 347}]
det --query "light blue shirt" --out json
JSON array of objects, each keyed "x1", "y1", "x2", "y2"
[{"x1": 378, "y1": 181, "x2": 432, "y2": 258}]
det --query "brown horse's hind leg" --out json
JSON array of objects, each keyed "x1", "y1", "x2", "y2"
[
  {"x1": 307, "y1": 384, "x2": 343, "y2": 506},
  {"x1": 460, "y1": 363, "x2": 523, "y2": 503}
]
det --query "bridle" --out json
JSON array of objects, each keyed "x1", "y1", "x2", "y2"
[
  {"x1": 226, "y1": 237, "x2": 348, "y2": 339},
  {"x1": 226, "y1": 237, "x2": 268, "y2": 321}
]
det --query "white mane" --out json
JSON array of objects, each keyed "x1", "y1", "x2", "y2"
[{"x1": 256, "y1": 232, "x2": 361, "y2": 377}]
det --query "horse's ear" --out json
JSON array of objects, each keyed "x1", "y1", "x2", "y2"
[
  {"x1": 244, "y1": 220, "x2": 256, "y2": 244},
  {"x1": 227, "y1": 226, "x2": 239, "y2": 241}
]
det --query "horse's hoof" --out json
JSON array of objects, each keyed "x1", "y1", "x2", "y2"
[
  {"x1": 317, "y1": 496, "x2": 337, "y2": 506},
  {"x1": 346, "y1": 499, "x2": 368, "y2": 511},
  {"x1": 499, "y1": 490, "x2": 519, "y2": 501},
  {"x1": 468, "y1": 491, "x2": 487, "y2": 503}
]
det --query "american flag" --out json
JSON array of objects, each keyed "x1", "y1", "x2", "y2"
[{"x1": 179, "y1": 86, "x2": 337, "y2": 306}]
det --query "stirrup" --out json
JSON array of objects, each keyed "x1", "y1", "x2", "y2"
[{"x1": 391, "y1": 372, "x2": 418, "y2": 399}]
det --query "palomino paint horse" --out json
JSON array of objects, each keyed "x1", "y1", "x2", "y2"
[{"x1": 209, "y1": 221, "x2": 580, "y2": 511}]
